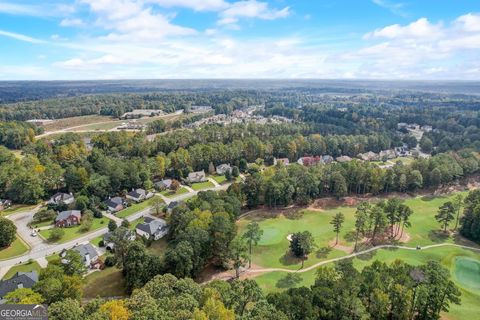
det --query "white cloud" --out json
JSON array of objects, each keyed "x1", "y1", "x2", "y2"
[
  {"x1": 60, "y1": 18, "x2": 85, "y2": 27},
  {"x1": 0, "y1": 1, "x2": 75, "y2": 17},
  {"x1": 218, "y1": 0, "x2": 290, "y2": 25},
  {"x1": 371, "y1": 0, "x2": 407, "y2": 17},
  {"x1": 0, "y1": 29, "x2": 45, "y2": 44},
  {"x1": 149, "y1": 0, "x2": 228, "y2": 11},
  {"x1": 455, "y1": 13, "x2": 480, "y2": 32},
  {"x1": 364, "y1": 18, "x2": 443, "y2": 39}
]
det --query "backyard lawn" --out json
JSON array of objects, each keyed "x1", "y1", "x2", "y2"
[
  {"x1": 115, "y1": 196, "x2": 163, "y2": 219},
  {"x1": 212, "y1": 175, "x2": 227, "y2": 184},
  {"x1": 0, "y1": 236, "x2": 29, "y2": 260},
  {"x1": 2, "y1": 260, "x2": 42, "y2": 280},
  {"x1": 160, "y1": 187, "x2": 189, "y2": 198},
  {"x1": 40, "y1": 217, "x2": 110, "y2": 243},
  {"x1": 83, "y1": 267, "x2": 127, "y2": 299},
  {"x1": 191, "y1": 181, "x2": 215, "y2": 191}
]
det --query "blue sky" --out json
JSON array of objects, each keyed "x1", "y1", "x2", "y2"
[{"x1": 0, "y1": 0, "x2": 480, "y2": 80}]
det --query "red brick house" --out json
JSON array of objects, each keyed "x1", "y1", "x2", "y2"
[{"x1": 55, "y1": 210, "x2": 81, "y2": 227}]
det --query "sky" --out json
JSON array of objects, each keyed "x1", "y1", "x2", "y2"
[{"x1": 0, "y1": 0, "x2": 480, "y2": 80}]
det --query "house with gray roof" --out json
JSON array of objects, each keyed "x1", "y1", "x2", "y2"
[
  {"x1": 216, "y1": 164, "x2": 232, "y2": 175},
  {"x1": 187, "y1": 170, "x2": 207, "y2": 183},
  {"x1": 0, "y1": 271, "x2": 38, "y2": 304},
  {"x1": 126, "y1": 188, "x2": 154, "y2": 202},
  {"x1": 154, "y1": 179, "x2": 172, "y2": 190},
  {"x1": 104, "y1": 197, "x2": 125, "y2": 213},
  {"x1": 136, "y1": 217, "x2": 168, "y2": 240},
  {"x1": 55, "y1": 210, "x2": 81, "y2": 227},
  {"x1": 48, "y1": 192, "x2": 75, "y2": 206},
  {"x1": 61, "y1": 243, "x2": 99, "y2": 268}
]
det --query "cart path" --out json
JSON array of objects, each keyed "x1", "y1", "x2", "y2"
[{"x1": 245, "y1": 243, "x2": 480, "y2": 274}]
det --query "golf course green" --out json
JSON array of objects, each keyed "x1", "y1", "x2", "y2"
[{"x1": 237, "y1": 191, "x2": 480, "y2": 320}]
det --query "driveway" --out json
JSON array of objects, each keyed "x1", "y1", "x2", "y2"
[{"x1": 7, "y1": 208, "x2": 47, "y2": 250}]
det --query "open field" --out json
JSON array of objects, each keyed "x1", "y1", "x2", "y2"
[
  {"x1": 116, "y1": 196, "x2": 163, "y2": 219},
  {"x1": 83, "y1": 267, "x2": 127, "y2": 299},
  {"x1": 2, "y1": 260, "x2": 42, "y2": 280},
  {"x1": 191, "y1": 181, "x2": 215, "y2": 191},
  {"x1": 160, "y1": 187, "x2": 189, "y2": 198},
  {"x1": 0, "y1": 236, "x2": 30, "y2": 260},
  {"x1": 40, "y1": 217, "x2": 110, "y2": 243},
  {"x1": 42, "y1": 115, "x2": 115, "y2": 132}
]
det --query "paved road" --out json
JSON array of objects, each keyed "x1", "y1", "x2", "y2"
[{"x1": 0, "y1": 180, "x2": 235, "y2": 271}]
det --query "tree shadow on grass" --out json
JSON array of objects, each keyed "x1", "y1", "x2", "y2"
[
  {"x1": 344, "y1": 231, "x2": 357, "y2": 242},
  {"x1": 354, "y1": 243, "x2": 377, "y2": 261},
  {"x1": 276, "y1": 273, "x2": 303, "y2": 289},
  {"x1": 279, "y1": 250, "x2": 301, "y2": 266},
  {"x1": 420, "y1": 195, "x2": 447, "y2": 202},
  {"x1": 316, "y1": 246, "x2": 332, "y2": 259},
  {"x1": 428, "y1": 230, "x2": 450, "y2": 243}
]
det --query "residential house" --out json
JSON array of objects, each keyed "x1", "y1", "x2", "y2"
[
  {"x1": 154, "y1": 179, "x2": 172, "y2": 191},
  {"x1": 126, "y1": 188, "x2": 154, "y2": 203},
  {"x1": 379, "y1": 149, "x2": 397, "y2": 160},
  {"x1": 55, "y1": 210, "x2": 81, "y2": 228},
  {"x1": 0, "y1": 271, "x2": 38, "y2": 304},
  {"x1": 187, "y1": 170, "x2": 207, "y2": 183},
  {"x1": 166, "y1": 201, "x2": 181, "y2": 214},
  {"x1": 136, "y1": 217, "x2": 169, "y2": 240},
  {"x1": 104, "y1": 197, "x2": 125, "y2": 213},
  {"x1": 321, "y1": 155, "x2": 334, "y2": 164},
  {"x1": 61, "y1": 243, "x2": 100, "y2": 269},
  {"x1": 216, "y1": 164, "x2": 232, "y2": 175},
  {"x1": 0, "y1": 199, "x2": 12, "y2": 211},
  {"x1": 48, "y1": 192, "x2": 75, "y2": 206},
  {"x1": 394, "y1": 145, "x2": 410, "y2": 157},
  {"x1": 421, "y1": 125, "x2": 433, "y2": 132},
  {"x1": 103, "y1": 230, "x2": 136, "y2": 251},
  {"x1": 274, "y1": 158, "x2": 290, "y2": 165},
  {"x1": 336, "y1": 156, "x2": 353, "y2": 163},
  {"x1": 357, "y1": 151, "x2": 379, "y2": 161},
  {"x1": 297, "y1": 156, "x2": 322, "y2": 167}
]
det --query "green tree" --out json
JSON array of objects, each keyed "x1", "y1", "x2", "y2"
[
  {"x1": 229, "y1": 238, "x2": 248, "y2": 278},
  {"x1": 330, "y1": 212, "x2": 345, "y2": 245},
  {"x1": 62, "y1": 249, "x2": 88, "y2": 276},
  {"x1": 231, "y1": 166, "x2": 240, "y2": 178},
  {"x1": 150, "y1": 196, "x2": 163, "y2": 216},
  {"x1": 242, "y1": 221, "x2": 263, "y2": 268},
  {"x1": 354, "y1": 201, "x2": 370, "y2": 251},
  {"x1": 108, "y1": 219, "x2": 117, "y2": 232},
  {"x1": 290, "y1": 231, "x2": 315, "y2": 268},
  {"x1": 4, "y1": 288, "x2": 44, "y2": 304},
  {"x1": 452, "y1": 194, "x2": 464, "y2": 231},
  {"x1": 436, "y1": 201, "x2": 456, "y2": 232},
  {"x1": 420, "y1": 136, "x2": 433, "y2": 153},
  {"x1": 0, "y1": 217, "x2": 16, "y2": 247},
  {"x1": 48, "y1": 298, "x2": 84, "y2": 320},
  {"x1": 48, "y1": 228, "x2": 65, "y2": 242}
]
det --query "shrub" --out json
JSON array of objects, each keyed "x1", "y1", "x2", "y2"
[
  {"x1": 104, "y1": 255, "x2": 116, "y2": 267},
  {"x1": 48, "y1": 228, "x2": 65, "y2": 242}
]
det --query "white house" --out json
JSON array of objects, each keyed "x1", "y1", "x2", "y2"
[
  {"x1": 136, "y1": 217, "x2": 169, "y2": 240},
  {"x1": 216, "y1": 164, "x2": 232, "y2": 175},
  {"x1": 187, "y1": 170, "x2": 207, "y2": 183},
  {"x1": 61, "y1": 243, "x2": 100, "y2": 268},
  {"x1": 48, "y1": 192, "x2": 75, "y2": 206},
  {"x1": 126, "y1": 188, "x2": 154, "y2": 202}
]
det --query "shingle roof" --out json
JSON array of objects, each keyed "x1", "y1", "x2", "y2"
[
  {"x1": 72, "y1": 243, "x2": 98, "y2": 261},
  {"x1": 136, "y1": 218, "x2": 168, "y2": 236},
  {"x1": 55, "y1": 210, "x2": 81, "y2": 222},
  {"x1": 127, "y1": 188, "x2": 146, "y2": 198},
  {"x1": 104, "y1": 197, "x2": 123, "y2": 208},
  {"x1": 0, "y1": 271, "x2": 38, "y2": 298}
]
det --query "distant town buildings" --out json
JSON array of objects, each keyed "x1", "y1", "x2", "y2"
[{"x1": 121, "y1": 109, "x2": 164, "y2": 119}]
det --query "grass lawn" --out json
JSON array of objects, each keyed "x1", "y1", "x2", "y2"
[
  {"x1": 191, "y1": 181, "x2": 215, "y2": 191},
  {"x1": 83, "y1": 267, "x2": 127, "y2": 299},
  {"x1": 116, "y1": 196, "x2": 163, "y2": 219},
  {"x1": 1, "y1": 205, "x2": 37, "y2": 216},
  {"x1": 160, "y1": 187, "x2": 189, "y2": 198},
  {"x1": 30, "y1": 220, "x2": 53, "y2": 228},
  {"x1": 0, "y1": 236, "x2": 29, "y2": 260},
  {"x1": 90, "y1": 235, "x2": 104, "y2": 248},
  {"x1": 40, "y1": 217, "x2": 110, "y2": 243},
  {"x1": 42, "y1": 115, "x2": 114, "y2": 132},
  {"x1": 254, "y1": 246, "x2": 480, "y2": 320},
  {"x1": 46, "y1": 253, "x2": 61, "y2": 264},
  {"x1": 212, "y1": 175, "x2": 227, "y2": 184},
  {"x1": 147, "y1": 238, "x2": 168, "y2": 257},
  {"x1": 3, "y1": 261, "x2": 42, "y2": 280}
]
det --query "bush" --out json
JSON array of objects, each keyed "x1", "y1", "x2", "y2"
[
  {"x1": 98, "y1": 240, "x2": 105, "y2": 247},
  {"x1": 104, "y1": 255, "x2": 116, "y2": 267},
  {"x1": 93, "y1": 209, "x2": 103, "y2": 219},
  {"x1": 0, "y1": 218, "x2": 16, "y2": 247},
  {"x1": 48, "y1": 228, "x2": 65, "y2": 242}
]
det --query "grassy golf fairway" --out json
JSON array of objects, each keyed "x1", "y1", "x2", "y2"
[
  {"x1": 238, "y1": 192, "x2": 470, "y2": 271},
  {"x1": 253, "y1": 245, "x2": 480, "y2": 320}
]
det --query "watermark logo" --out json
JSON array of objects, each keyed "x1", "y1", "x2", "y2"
[{"x1": 0, "y1": 305, "x2": 48, "y2": 320}]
